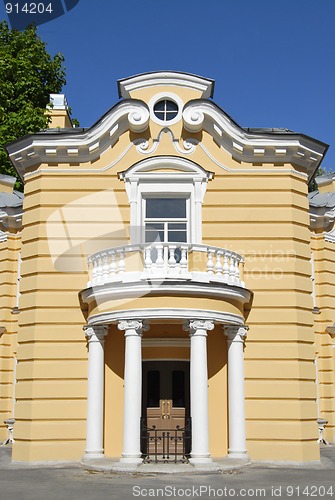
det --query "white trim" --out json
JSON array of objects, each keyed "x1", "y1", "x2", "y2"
[
  {"x1": 0, "y1": 230, "x2": 8, "y2": 242},
  {"x1": 142, "y1": 338, "x2": 190, "y2": 347},
  {"x1": 87, "y1": 307, "x2": 244, "y2": 326},
  {"x1": 182, "y1": 101, "x2": 326, "y2": 178},
  {"x1": 118, "y1": 71, "x2": 214, "y2": 99},
  {"x1": 119, "y1": 156, "x2": 213, "y2": 245},
  {"x1": 148, "y1": 92, "x2": 184, "y2": 127},
  {"x1": 82, "y1": 280, "x2": 251, "y2": 306}
]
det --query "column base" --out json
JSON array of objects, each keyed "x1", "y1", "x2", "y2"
[
  {"x1": 83, "y1": 450, "x2": 105, "y2": 460},
  {"x1": 120, "y1": 454, "x2": 143, "y2": 465},
  {"x1": 189, "y1": 454, "x2": 212, "y2": 465},
  {"x1": 227, "y1": 449, "x2": 249, "y2": 461}
]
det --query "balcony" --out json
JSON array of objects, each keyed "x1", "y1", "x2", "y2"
[{"x1": 87, "y1": 243, "x2": 245, "y2": 289}]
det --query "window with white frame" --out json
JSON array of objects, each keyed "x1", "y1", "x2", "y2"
[
  {"x1": 144, "y1": 197, "x2": 188, "y2": 244},
  {"x1": 120, "y1": 157, "x2": 213, "y2": 246}
]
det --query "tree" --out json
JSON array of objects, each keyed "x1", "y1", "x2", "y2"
[
  {"x1": 0, "y1": 21, "x2": 66, "y2": 190},
  {"x1": 308, "y1": 166, "x2": 327, "y2": 193}
]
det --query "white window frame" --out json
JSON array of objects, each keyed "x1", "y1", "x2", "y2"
[
  {"x1": 143, "y1": 195, "x2": 190, "y2": 244},
  {"x1": 148, "y1": 92, "x2": 184, "y2": 127},
  {"x1": 119, "y1": 157, "x2": 213, "y2": 245}
]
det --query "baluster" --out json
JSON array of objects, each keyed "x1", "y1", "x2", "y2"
[
  {"x1": 91, "y1": 258, "x2": 98, "y2": 286},
  {"x1": 96, "y1": 255, "x2": 104, "y2": 285},
  {"x1": 207, "y1": 249, "x2": 215, "y2": 275},
  {"x1": 156, "y1": 244, "x2": 164, "y2": 272},
  {"x1": 118, "y1": 250, "x2": 125, "y2": 275},
  {"x1": 180, "y1": 246, "x2": 188, "y2": 275},
  {"x1": 214, "y1": 250, "x2": 223, "y2": 278},
  {"x1": 102, "y1": 252, "x2": 109, "y2": 283},
  {"x1": 223, "y1": 251, "x2": 230, "y2": 283},
  {"x1": 168, "y1": 245, "x2": 177, "y2": 274},
  {"x1": 229, "y1": 253, "x2": 236, "y2": 285},
  {"x1": 240, "y1": 258, "x2": 245, "y2": 288},
  {"x1": 234, "y1": 254, "x2": 240, "y2": 285},
  {"x1": 144, "y1": 246, "x2": 153, "y2": 273},
  {"x1": 87, "y1": 257, "x2": 92, "y2": 287},
  {"x1": 109, "y1": 250, "x2": 117, "y2": 279}
]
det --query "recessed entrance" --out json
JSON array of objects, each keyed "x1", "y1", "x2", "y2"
[{"x1": 141, "y1": 360, "x2": 191, "y2": 462}]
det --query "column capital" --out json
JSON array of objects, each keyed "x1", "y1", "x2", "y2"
[
  {"x1": 117, "y1": 319, "x2": 149, "y2": 336},
  {"x1": 84, "y1": 325, "x2": 108, "y2": 342},
  {"x1": 224, "y1": 325, "x2": 248, "y2": 342},
  {"x1": 183, "y1": 320, "x2": 215, "y2": 336}
]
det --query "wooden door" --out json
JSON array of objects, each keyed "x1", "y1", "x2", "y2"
[{"x1": 142, "y1": 361, "x2": 190, "y2": 461}]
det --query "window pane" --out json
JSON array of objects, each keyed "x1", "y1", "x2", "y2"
[
  {"x1": 166, "y1": 101, "x2": 178, "y2": 112},
  {"x1": 146, "y1": 198, "x2": 186, "y2": 219},
  {"x1": 145, "y1": 230, "x2": 164, "y2": 243},
  {"x1": 168, "y1": 223, "x2": 187, "y2": 230},
  {"x1": 147, "y1": 370, "x2": 160, "y2": 407},
  {"x1": 154, "y1": 101, "x2": 165, "y2": 112},
  {"x1": 172, "y1": 370, "x2": 185, "y2": 407},
  {"x1": 165, "y1": 111, "x2": 178, "y2": 121},
  {"x1": 168, "y1": 231, "x2": 187, "y2": 243}
]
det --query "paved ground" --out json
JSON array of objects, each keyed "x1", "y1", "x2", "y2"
[{"x1": 0, "y1": 445, "x2": 334, "y2": 500}]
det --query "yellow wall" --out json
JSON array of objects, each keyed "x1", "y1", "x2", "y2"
[
  {"x1": 9, "y1": 80, "x2": 326, "y2": 463},
  {"x1": 311, "y1": 234, "x2": 335, "y2": 443},
  {"x1": 0, "y1": 232, "x2": 20, "y2": 440}
]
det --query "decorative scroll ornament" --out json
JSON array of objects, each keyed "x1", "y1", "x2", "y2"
[
  {"x1": 182, "y1": 107, "x2": 205, "y2": 133},
  {"x1": 224, "y1": 325, "x2": 248, "y2": 341},
  {"x1": 128, "y1": 105, "x2": 150, "y2": 133},
  {"x1": 183, "y1": 320, "x2": 215, "y2": 334},
  {"x1": 134, "y1": 128, "x2": 198, "y2": 156},
  {"x1": 118, "y1": 319, "x2": 149, "y2": 334},
  {"x1": 83, "y1": 325, "x2": 108, "y2": 341}
]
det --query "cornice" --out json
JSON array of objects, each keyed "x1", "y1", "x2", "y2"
[
  {"x1": 183, "y1": 100, "x2": 327, "y2": 180},
  {"x1": 6, "y1": 96, "x2": 327, "y2": 183},
  {"x1": 88, "y1": 308, "x2": 244, "y2": 327},
  {"x1": 80, "y1": 279, "x2": 252, "y2": 309},
  {"x1": 117, "y1": 71, "x2": 214, "y2": 99},
  {"x1": 6, "y1": 100, "x2": 150, "y2": 180}
]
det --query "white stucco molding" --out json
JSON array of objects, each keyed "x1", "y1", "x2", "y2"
[
  {"x1": 0, "y1": 230, "x2": 8, "y2": 242},
  {"x1": 183, "y1": 320, "x2": 215, "y2": 335},
  {"x1": 117, "y1": 71, "x2": 214, "y2": 99},
  {"x1": 117, "y1": 319, "x2": 149, "y2": 335},
  {"x1": 84, "y1": 324, "x2": 109, "y2": 341},
  {"x1": 87, "y1": 307, "x2": 245, "y2": 327},
  {"x1": 183, "y1": 100, "x2": 327, "y2": 180},
  {"x1": 6, "y1": 100, "x2": 150, "y2": 179},
  {"x1": 119, "y1": 156, "x2": 214, "y2": 245},
  {"x1": 82, "y1": 280, "x2": 251, "y2": 310},
  {"x1": 224, "y1": 325, "x2": 249, "y2": 339}
]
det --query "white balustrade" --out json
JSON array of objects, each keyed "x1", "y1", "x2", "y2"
[{"x1": 87, "y1": 243, "x2": 245, "y2": 288}]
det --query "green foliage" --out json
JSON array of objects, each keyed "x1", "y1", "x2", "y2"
[
  {"x1": 308, "y1": 166, "x2": 326, "y2": 193},
  {"x1": 0, "y1": 21, "x2": 66, "y2": 190}
]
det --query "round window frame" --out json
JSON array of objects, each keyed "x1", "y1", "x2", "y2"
[{"x1": 149, "y1": 92, "x2": 184, "y2": 126}]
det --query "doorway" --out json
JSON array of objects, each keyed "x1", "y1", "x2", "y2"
[{"x1": 141, "y1": 360, "x2": 191, "y2": 462}]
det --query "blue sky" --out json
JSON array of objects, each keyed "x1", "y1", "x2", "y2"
[{"x1": 1, "y1": 0, "x2": 335, "y2": 171}]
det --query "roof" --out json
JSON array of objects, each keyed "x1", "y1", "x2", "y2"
[
  {"x1": 308, "y1": 190, "x2": 335, "y2": 209},
  {"x1": 0, "y1": 190, "x2": 24, "y2": 209}
]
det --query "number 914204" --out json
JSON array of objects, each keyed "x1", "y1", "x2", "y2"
[{"x1": 6, "y1": 3, "x2": 53, "y2": 14}]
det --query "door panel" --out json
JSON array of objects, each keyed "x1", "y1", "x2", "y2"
[{"x1": 142, "y1": 361, "x2": 190, "y2": 460}]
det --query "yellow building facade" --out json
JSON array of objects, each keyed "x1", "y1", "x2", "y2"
[{"x1": 0, "y1": 72, "x2": 334, "y2": 468}]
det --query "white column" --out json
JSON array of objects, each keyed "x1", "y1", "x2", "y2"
[
  {"x1": 224, "y1": 325, "x2": 248, "y2": 460},
  {"x1": 84, "y1": 325, "x2": 108, "y2": 459},
  {"x1": 185, "y1": 319, "x2": 214, "y2": 464},
  {"x1": 118, "y1": 319, "x2": 148, "y2": 463}
]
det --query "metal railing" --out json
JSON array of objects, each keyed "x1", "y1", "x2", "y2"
[{"x1": 141, "y1": 418, "x2": 191, "y2": 463}]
